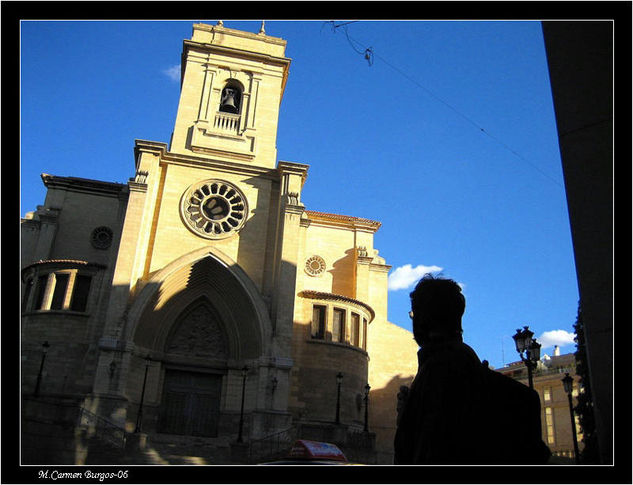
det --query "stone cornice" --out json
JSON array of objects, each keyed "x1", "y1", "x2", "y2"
[
  {"x1": 193, "y1": 23, "x2": 288, "y2": 48},
  {"x1": 20, "y1": 217, "x2": 40, "y2": 228},
  {"x1": 33, "y1": 206, "x2": 60, "y2": 224},
  {"x1": 183, "y1": 39, "x2": 290, "y2": 68},
  {"x1": 21, "y1": 259, "x2": 107, "y2": 281},
  {"x1": 304, "y1": 210, "x2": 382, "y2": 233},
  {"x1": 356, "y1": 256, "x2": 374, "y2": 266},
  {"x1": 284, "y1": 205, "x2": 306, "y2": 217},
  {"x1": 298, "y1": 290, "x2": 375, "y2": 323},
  {"x1": 277, "y1": 160, "x2": 310, "y2": 173},
  {"x1": 128, "y1": 182, "x2": 148, "y2": 193},
  {"x1": 370, "y1": 263, "x2": 392, "y2": 273},
  {"x1": 133, "y1": 139, "x2": 281, "y2": 181},
  {"x1": 41, "y1": 174, "x2": 126, "y2": 197},
  {"x1": 277, "y1": 160, "x2": 309, "y2": 188},
  {"x1": 133, "y1": 139, "x2": 167, "y2": 163}
]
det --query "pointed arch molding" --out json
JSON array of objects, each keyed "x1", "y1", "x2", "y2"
[{"x1": 127, "y1": 248, "x2": 270, "y2": 360}]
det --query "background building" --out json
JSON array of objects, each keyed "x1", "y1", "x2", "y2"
[
  {"x1": 20, "y1": 22, "x2": 419, "y2": 465},
  {"x1": 498, "y1": 347, "x2": 583, "y2": 462}
]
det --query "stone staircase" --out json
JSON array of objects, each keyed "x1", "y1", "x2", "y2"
[
  {"x1": 22, "y1": 398, "x2": 236, "y2": 465},
  {"x1": 134, "y1": 433, "x2": 234, "y2": 465},
  {"x1": 23, "y1": 398, "x2": 376, "y2": 465},
  {"x1": 246, "y1": 426, "x2": 296, "y2": 463}
]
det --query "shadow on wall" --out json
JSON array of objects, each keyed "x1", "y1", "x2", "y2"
[
  {"x1": 369, "y1": 373, "x2": 416, "y2": 464},
  {"x1": 329, "y1": 248, "x2": 355, "y2": 297},
  {"x1": 237, "y1": 173, "x2": 282, "y2": 295}
]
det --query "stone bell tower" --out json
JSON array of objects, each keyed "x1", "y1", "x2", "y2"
[{"x1": 169, "y1": 21, "x2": 290, "y2": 168}]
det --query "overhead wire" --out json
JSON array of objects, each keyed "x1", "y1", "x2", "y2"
[{"x1": 327, "y1": 22, "x2": 564, "y2": 189}]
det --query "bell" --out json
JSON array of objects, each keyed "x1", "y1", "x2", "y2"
[{"x1": 220, "y1": 88, "x2": 238, "y2": 113}]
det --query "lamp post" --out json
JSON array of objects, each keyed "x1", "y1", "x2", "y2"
[
  {"x1": 33, "y1": 341, "x2": 50, "y2": 397},
  {"x1": 135, "y1": 355, "x2": 151, "y2": 433},
  {"x1": 562, "y1": 372, "x2": 581, "y2": 464},
  {"x1": 335, "y1": 372, "x2": 343, "y2": 424},
  {"x1": 270, "y1": 376, "x2": 278, "y2": 409},
  {"x1": 237, "y1": 365, "x2": 248, "y2": 443},
  {"x1": 512, "y1": 326, "x2": 541, "y2": 389},
  {"x1": 363, "y1": 383, "x2": 371, "y2": 432}
]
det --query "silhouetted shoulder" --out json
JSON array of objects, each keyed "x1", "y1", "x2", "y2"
[
  {"x1": 484, "y1": 368, "x2": 542, "y2": 417},
  {"x1": 486, "y1": 369, "x2": 539, "y2": 399},
  {"x1": 421, "y1": 341, "x2": 481, "y2": 368}
]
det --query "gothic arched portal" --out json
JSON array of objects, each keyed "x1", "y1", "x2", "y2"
[
  {"x1": 128, "y1": 249, "x2": 271, "y2": 360},
  {"x1": 124, "y1": 249, "x2": 273, "y2": 438}
]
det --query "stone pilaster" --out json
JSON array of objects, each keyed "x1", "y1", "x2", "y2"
[{"x1": 270, "y1": 162, "x2": 308, "y2": 350}]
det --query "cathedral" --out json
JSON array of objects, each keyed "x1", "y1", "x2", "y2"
[{"x1": 20, "y1": 22, "x2": 418, "y2": 465}]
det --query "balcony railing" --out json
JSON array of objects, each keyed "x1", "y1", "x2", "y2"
[{"x1": 213, "y1": 112, "x2": 241, "y2": 135}]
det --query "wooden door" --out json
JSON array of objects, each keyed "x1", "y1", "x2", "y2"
[{"x1": 158, "y1": 369, "x2": 222, "y2": 437}]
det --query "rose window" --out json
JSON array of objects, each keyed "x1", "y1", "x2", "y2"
[
  {"x1": 181, "y1": 180, "x2": 248, "y2": 239},
  {"x1": 305, "y1": 255, "x2": 326, "y2": 276}
]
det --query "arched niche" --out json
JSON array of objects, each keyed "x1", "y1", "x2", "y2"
[{"x1": 219, "y1": 81, "x2": 242, "y2": 114}]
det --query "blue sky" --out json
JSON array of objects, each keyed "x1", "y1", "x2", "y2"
[{"x1": 20, "y1": 20, "x2": 579, "y2": 369}]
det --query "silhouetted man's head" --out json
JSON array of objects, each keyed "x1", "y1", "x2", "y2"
[{"x1": 410, "y1": 274, "x2": 465, "y2": 346}]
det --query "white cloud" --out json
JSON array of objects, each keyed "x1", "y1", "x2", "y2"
[
  {"x1": 163, "y1": 65, "x2": 181, "y2": 82},
  {"x1": 388, "y1": 264, "x2": 443, "y2": 291},
  {"x1": 538, "y1": 330, "x2": 576, "y2": 349}
]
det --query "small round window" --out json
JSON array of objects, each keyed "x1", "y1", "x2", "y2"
[
  {"x1": 91, "y1": 226, "x2": 113, "y2": 249},
  {"x1": 305, "y1": 255, "x2": 326, "y2": 277}
]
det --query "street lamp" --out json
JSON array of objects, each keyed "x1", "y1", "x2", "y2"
[
  {"x1": 33, "y1": 341, "x2": 50, "y2": 397},
  {"x1": 335, "y1": 372, "x2": 343, "y2": 424},
  {"x1": 270, "y1": 376, "x2": 278, "y2": 408},
  {"x1": 237, "y1": 365, "x2": 248, "y2": 443},
  {"x1": 135, "y1": 355, "x2": 151, "y2": 433},
  {"x1": 562, "y1": 372, "x2": 581, "y2": 464},
  {"x1": 512, "y1": 326, "x2": 541, "y2": 389},
  {"x1": 363, "y1": 383, "x2": 371, "y2": 432},
  {"x1": 512, "y1": 326, "x2": 533, "y2": 354}
]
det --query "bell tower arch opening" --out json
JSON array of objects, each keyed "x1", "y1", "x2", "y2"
[{"x1": 219, "y1": 79, "x2": 243, "y2": 114}]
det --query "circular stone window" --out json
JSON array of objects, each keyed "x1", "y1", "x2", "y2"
[
  {"x1": 91, "y1": 226, "x2": 113, "y2": 249},
  {"x1": 305, "y1": 255, "x2": 326, "y2": 277},
  {"x1": 180, "y1": 179, "x2": 249, "y2": 239}
]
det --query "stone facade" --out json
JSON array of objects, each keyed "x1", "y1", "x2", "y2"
[{"x1": 20, "y1": 22, "x2": 418, "y2": 465}]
